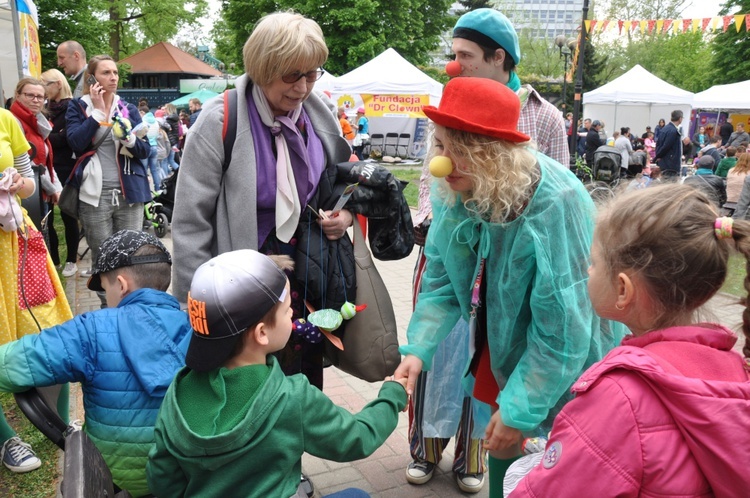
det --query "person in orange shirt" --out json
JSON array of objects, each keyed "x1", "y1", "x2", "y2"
[{"x1": 339, "y1": 107, "x2": 355, "y2": 142}]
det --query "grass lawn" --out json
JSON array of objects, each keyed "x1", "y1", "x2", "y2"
[
  {"x1": 0, "y1": 206, "x2": 69, "y2": 497},
  {"x1": 0, "y1": 391, "x2": 60, "y2": 497},
  {"x1": 391, "y1": 167, "x2": 422, "y2": 208},
  {"x1": 721, "y1": 253, "x2": 748, "y2": 297}
]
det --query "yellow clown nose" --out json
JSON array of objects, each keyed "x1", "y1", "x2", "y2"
[{"x1": 429, "y1": 155, "x2": 454, "y2": 178}]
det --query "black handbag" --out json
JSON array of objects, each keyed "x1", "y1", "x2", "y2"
[{"x1": 57, "y1": 183, "x2": 79, "y2": 219}]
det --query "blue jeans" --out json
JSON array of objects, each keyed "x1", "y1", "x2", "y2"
[
  {"x1": 147, "y1": 146, "x2": 163, "y2": 189},
  {"x1": 166, "y1": 149, "x2": 179, "y2": 171}
]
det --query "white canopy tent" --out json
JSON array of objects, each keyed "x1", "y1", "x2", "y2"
[
  {"x1": 0, "y1": 1, "x2": 22, "y2": 99},
  {"x1": 314, "y1": 70, "x2": 337, "y2": 95},
  {"x1": 583, "y1": 65, "x2": 694, "y2": 137},
  {"x1": 692, "y1": 81, "x2": 750, "y2": 110},
  {"x1": 332, "y1": 48, "x2": 443, "y2": 157}
]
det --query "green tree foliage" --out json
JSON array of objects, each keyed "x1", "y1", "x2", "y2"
[
  {"x1": 582, "y1": 35, "x2": 608, "y2": 93},
  {"x1": 36, "y1": 0, "x2": 110, "y2": 70},
  {"x1": 595, "y1": 31, "x2": 713, "y2": 93},
  {"x1": 712, "y1": 0, "x2": 750, "y2": 84},
  {"x1": 456, "y1": 0, "x2": 493, "y2": 15},
  {"x1": 590, "y1": 0, "x2": 713, "y2": 93},
  {"x1": 212, "y1": 0, "x2": 454, "y2": 76},
  {"x1": 105, "y1": 0, "x2": 208, "y2": 60}
]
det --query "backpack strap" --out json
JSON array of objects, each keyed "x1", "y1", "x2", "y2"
[{"x1": 222, "y1": 89, "x2": 238, "y2": 173}]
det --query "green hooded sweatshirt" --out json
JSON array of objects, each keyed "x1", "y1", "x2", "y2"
[{"x1": 146, "y1": 356, "x2": 407, "y2": 497}]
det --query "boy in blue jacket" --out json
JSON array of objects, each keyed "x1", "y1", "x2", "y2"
[{"x1": 0, "y1": 229, "x2": 191, "y2": 497}]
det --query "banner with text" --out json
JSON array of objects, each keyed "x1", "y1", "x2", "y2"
[
  {"x1": 362, "y1": 94, "x2": 429, "y2": 118},
  {"x1": 179, "y1": 79, "x2": 233, "y2": 93},
  {"x1": 16, "y1": 0, "x2": 41, "y2": 78}
]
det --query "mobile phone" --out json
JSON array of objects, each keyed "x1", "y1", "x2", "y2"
[{"x1": 87, "y1": 75, "x2": 97, "y2": 86}]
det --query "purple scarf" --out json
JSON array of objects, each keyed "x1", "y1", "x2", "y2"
[{"x1": 246, "y1": 86, "x2": 326, "y2": 246}]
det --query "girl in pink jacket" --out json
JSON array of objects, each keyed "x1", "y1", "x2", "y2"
[{"x1": 510, "y1": 184, "x2": 750, "y2": 498}]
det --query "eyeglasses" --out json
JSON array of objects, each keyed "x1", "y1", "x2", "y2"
[
  {"x1": 281, "y1": 68, "x2": 325, "y2": 84},
  {"x1": 21, "y1": 93, "x2": 45, "y2": 101}
]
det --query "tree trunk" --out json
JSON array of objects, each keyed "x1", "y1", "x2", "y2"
[{"x1": 109, "y1": 2, "x2": 120, "y2": 61}]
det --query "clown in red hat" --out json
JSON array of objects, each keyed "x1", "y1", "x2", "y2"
[{"x1": 396, "y1": 75, "x2": 626, "y2": 496}]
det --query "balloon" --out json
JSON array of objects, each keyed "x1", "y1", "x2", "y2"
[
  {"x1": 445, "y1": 60, "x2": 462, "y2": 77},
  {"x1": 429, "y1": 155, "x2": 454, "y2": 178}
]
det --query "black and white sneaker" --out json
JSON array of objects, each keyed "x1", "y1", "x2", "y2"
[{"x1": 1, "y1": 436, "x2": 41, "y2": 473}]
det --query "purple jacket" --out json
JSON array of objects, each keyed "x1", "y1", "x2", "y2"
[{"x1": 511, "y1": 324, "x2": 750, "y2": 498}]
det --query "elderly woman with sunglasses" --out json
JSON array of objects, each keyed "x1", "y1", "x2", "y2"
[{"x1": 172, "y1": 12, "x2": 353, "y2": 390}]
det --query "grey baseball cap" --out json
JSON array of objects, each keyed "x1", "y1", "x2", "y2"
[
  {"x1": 87, "y1": 229, "x2": 171, "y2": 292},
  {"x1": 185, "y1": 250, "x2": 288, "y2": 372}
]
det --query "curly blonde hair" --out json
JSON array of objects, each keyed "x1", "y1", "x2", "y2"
[{"x1": 434, "y1": 125, "x2": 539, "y2": 222}]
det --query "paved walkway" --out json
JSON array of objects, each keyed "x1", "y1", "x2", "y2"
[{"x1": 62, "y1": 227, "x2": 747, "y2": 497}]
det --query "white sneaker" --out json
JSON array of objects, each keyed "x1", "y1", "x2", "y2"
[
  {"x1": 1, "y1": 436, "x2": 41, "y2": 473},
  {"x1": 79, "y1": 268, "x2": 93, "y2": 277},
  {"x1": 62, "y1": 262, "x2": 78, "y2": 277}
]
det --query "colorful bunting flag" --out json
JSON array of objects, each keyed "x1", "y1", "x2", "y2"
[
  {"x1": 575, "y1": 13, "x2": 750, "y2": 37},
  {"x1": 736, "y1": 15, "x2": 746, "y2": 32}
]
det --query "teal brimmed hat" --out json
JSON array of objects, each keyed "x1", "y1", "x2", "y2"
[{"x1": 453, "y1": 8, "x2": 521, "y2": 65}]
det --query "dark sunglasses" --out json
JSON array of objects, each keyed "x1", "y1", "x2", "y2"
[{"x1": 281, "y1": 68, "x2": 325, "y2": 84}]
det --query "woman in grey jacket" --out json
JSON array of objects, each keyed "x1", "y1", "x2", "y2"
[{"x1": 172, "y1": 12, "x2": 352, "y2": 391}]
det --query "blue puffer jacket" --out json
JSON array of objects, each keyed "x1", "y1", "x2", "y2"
[{"x1": 0, "y1": 289, "x2": 191, "y2": 497}]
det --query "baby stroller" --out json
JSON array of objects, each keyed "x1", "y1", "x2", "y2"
[
  {"x1": 152, "y1": 168, "x2": 178, "y2": 223},
  {"x1": 593, "y1": 145, "x2": 622, "y2": 184},
  {"x1": 142, "y1": 169, "x2": 178, "y2": 238}
]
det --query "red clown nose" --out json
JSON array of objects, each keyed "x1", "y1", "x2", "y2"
[{"x1": 445, "y1": 60, "x2": 462, "y2": 77}]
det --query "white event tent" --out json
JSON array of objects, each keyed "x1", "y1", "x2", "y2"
[
  {"x1": 583, "y1": 65, "x2": 694, "y2": 136},
  {"x1": 692, "y1": 80, "x2": 750, "y2": 110},
  {"x1": 331, "y1": 48, "x2": 444, "y2": 157}
]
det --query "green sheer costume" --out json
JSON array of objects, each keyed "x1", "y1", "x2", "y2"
[{"x1": 400, "y1": 154, "x2": 626, "y2": 432}]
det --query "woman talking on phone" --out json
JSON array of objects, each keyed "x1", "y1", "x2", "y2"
[{"x1": 66, "y1": 55, "x2": 151, "y2": 305}]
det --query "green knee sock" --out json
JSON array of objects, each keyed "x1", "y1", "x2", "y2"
[
  {"x1": 489, "y1": 455, "x2": 521, "y2": 498},
  {"x1": 57, "y1": 384, "x2": 70, "y2": 425}
]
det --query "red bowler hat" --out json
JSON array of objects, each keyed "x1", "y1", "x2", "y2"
[{"x1": 423, "y1": 78, "x2": 530, "y2": 143}]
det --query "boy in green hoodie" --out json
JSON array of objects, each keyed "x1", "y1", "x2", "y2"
[{"x1": 146, "y1": 250, "x2": 408, "y2": 498}]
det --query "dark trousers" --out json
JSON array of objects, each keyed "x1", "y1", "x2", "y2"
[{"x1": 47, "y1": 203, "x2": 80, "y2": 265}]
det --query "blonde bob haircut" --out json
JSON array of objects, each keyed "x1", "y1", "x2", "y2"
[
  {"x1": 243, "y1": 11, "x2": 328, "y2": 87},
  {"x1": 434, "y1": 125, "x2": 539, "y2": 223},
  {"x1": 41, "y1": 68, "x2": 73, "y2": 100}
]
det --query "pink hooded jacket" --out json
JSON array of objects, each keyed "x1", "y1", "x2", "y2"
[{"x1": 511, "y1": 324, "x2": 750, "y2": 498}]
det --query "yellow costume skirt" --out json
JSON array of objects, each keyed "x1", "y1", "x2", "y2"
[{"x1": 0, "y1": 209, "x2": 72, "y2": 345}]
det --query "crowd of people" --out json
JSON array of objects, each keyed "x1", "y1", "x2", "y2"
[
  {"x1": 573, "y1": 107, "x2": 750, "y2": 215},
  {"x1": 0, "y1": 7, "x2": 748, "y2": 498}
]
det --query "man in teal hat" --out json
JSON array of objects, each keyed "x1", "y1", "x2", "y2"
[
  {"x1": 405, "y1": 7, "x2": 570, "y2": 496},
  {"x1": 452, "y1": 8, "x2": 568, "y2": 165}
]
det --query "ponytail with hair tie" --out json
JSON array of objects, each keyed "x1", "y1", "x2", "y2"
[{"x1": 715, "y1": 217, "x2": 733, "y2": 240}]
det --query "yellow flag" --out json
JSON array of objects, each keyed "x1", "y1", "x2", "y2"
[
  {"x1": 692, "y1": 18, "x2": 700, "y2": 33},
  {"x1": 640, "y1": 20, "x2": 647, "y2": 34},
  {"x1": 711, "y1": 17, "x2": 719, "y2": 31},
  {"x1": 656, "y1": 19, "x2": 664, "y2": 33},
  {"x1": 585, "y1": 20, "x2": 591, "y2": 33},
  {"x1": 673, "y1": 19, "x2": 680, "y2": 34},
  {"x1": 735, "y1": 14, "x2": 745, "y2": 32}
]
